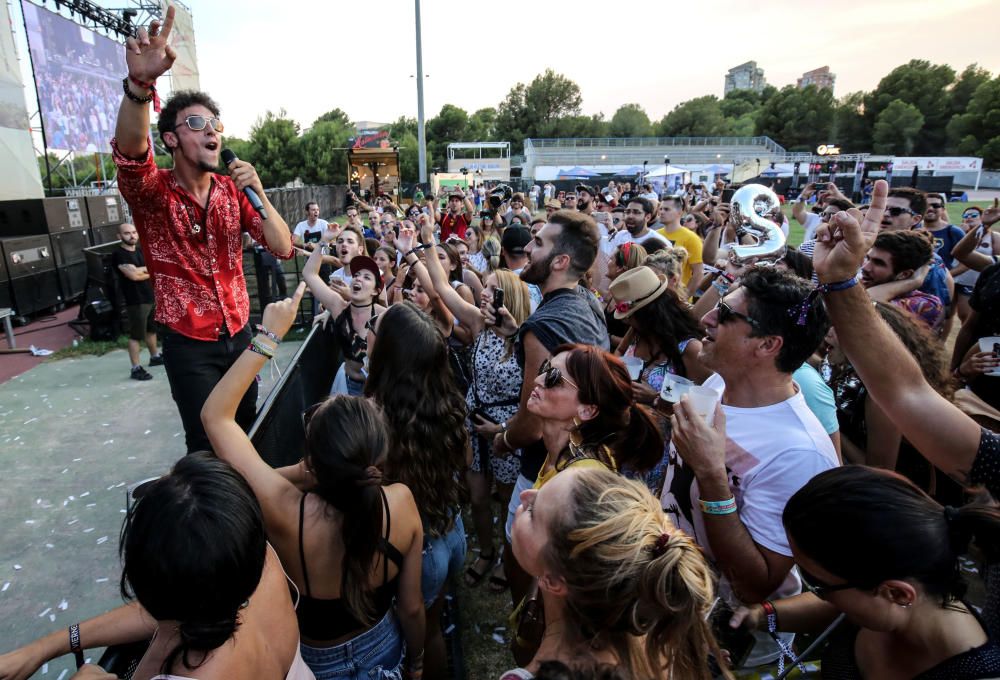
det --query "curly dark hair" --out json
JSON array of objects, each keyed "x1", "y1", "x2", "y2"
[
  {"x1": 364, "y1": 302, "x2": 468, "y2": 536},
  {"x1": 873, "y1": 302, "x2": 954, "y2": 400},
  {"x1": 157, "y1": 90, "x2": 221, "y2": 154}
]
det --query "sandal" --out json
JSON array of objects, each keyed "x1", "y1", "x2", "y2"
[
  {"x1": 488, "y1": 561, "x2": 509, "y2": 593},
  {"x1": 464, "y1": 549, "x2": 496, "y2": 586}
]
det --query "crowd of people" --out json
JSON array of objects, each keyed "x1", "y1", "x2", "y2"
[{"x1": 3, "y1": 9, "x2": 1000, "y2": 678}]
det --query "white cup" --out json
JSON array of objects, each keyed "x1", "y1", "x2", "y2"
[
  {"x1": 978, "y1": 337, "x2": 1000, "y2": 377},
  {"x1": 659, "y1": 373, "x2": 695, "y2": 403},
  {"x1": 622, "y1": 356, "x2": 645, "y2": 381},
  {"x1": 684, "y1": 385, "x2": 723, "y2": 426}
]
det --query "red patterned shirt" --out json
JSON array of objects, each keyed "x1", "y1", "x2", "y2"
[
  {"x1": 439, "y1": 211, "x2": 469, "y2": 241},
  {"x1": 112, "y1": 139, "x2": 292, "y2": 341}
]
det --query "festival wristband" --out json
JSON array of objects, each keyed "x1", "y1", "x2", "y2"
[
  {"x1": 247, "y1": 338, "x2": 275, "y2": 359},
  {"x1": 699, "y1": 496, "x2": 737, "y2": 515},
  {"x1": 69, "y1": 624, "x2": 84, "y2": 668},
  {"x1": 254, "y1": 324, "x2": 281, "y2": 344},
  {"x1": 761, "y1": 600, "x2": 779, "y2": 631}
]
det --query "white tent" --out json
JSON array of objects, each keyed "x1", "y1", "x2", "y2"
[{"x1": 643, "y1": 164, "x2": 688, "y2": 178}]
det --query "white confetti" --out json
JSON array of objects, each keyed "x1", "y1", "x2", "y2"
[
  {"x1": 1, "y1": 582, "x2": 9, "y2": 592},
  {"x1": 45, "y1": 544, "x2": 53, "y2": 549},
  {"x1": 41, "y1": 662, "x2": 47, "y2": 674},
  {"x1": 95, "y1": 577, "x2": 109, "y2": 583},
  {"x1": 144, "y1": 430, "x2": 151, "y2": 435},
  {"x1": 22, "y1": 417, "x2": 37, "y2": 425},
  {"x1": 173, "y1": 432, "x2": 182, "y2": 437},
  {"x1": 127, "y1": 456, "x2": 136, "y2": 460},
  {"x1": 68, "y1": 496, "x2": 75, "y2": 501},
  {"x1": 86, "y1": 503, "x2": 96, "y2": 508},
  {"x1": 79, "y1": 492, "x2": 90, "y2": 498},
  {"x1": 38, "y1": 607, "x2": 51, "y2": 617},
  {"x1": 72, "y1": 458, "x2": 81, "y2": 462},
  {"x1": 57, "y1": 669, "x2": 68, "y2": 680},
  {"x1": 58, "y1": 599, "x2": 68, "y2": 610},
  {"x1": 60, "y1": 469, "x2": 68, "y2": 474},
  {"x1": 103, "y1": 440, "x2": 114, "y2": 445},
  {"x1": 101, "y1": 423, "x2": 109, "y2": 427},
  {"x1": 96, "y1": 536, "x2": 108, "y2": 545},
  {"x1": 24, "y1": 520, "x2": 35, "y2": 524},
  {"x1": 13, "y1": 564, "x2": 21, "y2": 570},
  {"x1": 491, "y1": 632, "x2": 505, "y2": 644},
  {"x1": 48, "y1": 614, "x2": 55, "y2": 622},
  {"x1": 115, "y1": 482, "x2": 125, "y2": 488},
  {"x1": 83, "y1": 527, "x2": 94, "y2": 533},
  {"x1": 67, "y1": 519, "x2": 78, "y2": 525}
]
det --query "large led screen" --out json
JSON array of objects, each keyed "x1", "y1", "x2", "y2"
[{"x1": 21, "y1": 1, "x2": 126, "y2": 153}]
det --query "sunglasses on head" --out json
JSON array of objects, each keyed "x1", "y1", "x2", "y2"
[
  {"x1": 716, "y1": 300, "x2": 760, "y2": 330},
  {"x1": 175, "y1": 115, "x2": 224, "y2": 133},
  {"x1": 884, "y1": 206, "x2": 916, "y2": 217},
  {"x1": 537, "y1": 357, "x2": 578, "y2": 390},
  {"x1": 962, "y1": 212, "x2": 980, "y2": 219}
]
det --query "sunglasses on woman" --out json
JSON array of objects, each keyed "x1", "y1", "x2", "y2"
[
  {"x1": 537, "y1": 358, "x2": 578, "y2": 390},
  {"x1": 175, "y1": 115, "x2": 224, "y2": 133},
  {"x1": 799, "y1": 567, "x2": 863, "y2": 599}
]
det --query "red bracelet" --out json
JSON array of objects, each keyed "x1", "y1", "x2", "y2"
[{"x1": 128, "y1": 75, "x2": 161, "y2": 113}]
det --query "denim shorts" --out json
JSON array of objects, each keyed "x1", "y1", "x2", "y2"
[
  {"x1": 421, "y1": 514, "x2": 466, "y2": 605},
  {"x1": 299, "y1": 608, "x2": 404, "y2": 679}
]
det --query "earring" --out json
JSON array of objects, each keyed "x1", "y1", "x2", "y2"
[{"x1": 570, "y1": 416, "x2": 583, "y2": 447}]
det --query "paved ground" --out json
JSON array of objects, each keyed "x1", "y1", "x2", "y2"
[{"x1": 0, "y1": 341, "x2": 301, "y2": 678}]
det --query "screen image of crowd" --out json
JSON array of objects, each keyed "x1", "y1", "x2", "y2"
[
  {"x1": 22, "y1": 0, "x2": 125, "y2": 152},
  {"x1": 3, "y1": 6, "x2": 1000, "y2": 679}
]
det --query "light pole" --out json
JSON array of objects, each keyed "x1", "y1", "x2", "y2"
[
  {"x1": 664, "y1": 155, "x2": 669, "y2": 193},
  {"x1": 414, "y1": 0, "x2": 428, "y2": 184}
]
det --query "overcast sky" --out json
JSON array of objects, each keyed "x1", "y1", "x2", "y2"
[{"x1": 12, "y1": 0, "x2": 1000, "y2": 140}]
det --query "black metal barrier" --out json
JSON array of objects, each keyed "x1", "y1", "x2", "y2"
[{"x1": 248, "y1": 322, "x2": 342, "y2": 468}]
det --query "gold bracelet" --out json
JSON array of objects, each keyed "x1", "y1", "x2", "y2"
[{"x1": 502, "y1": 430, "x2": 512, "y2": 450}]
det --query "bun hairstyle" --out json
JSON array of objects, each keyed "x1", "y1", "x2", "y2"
[
  {"x1": 120, "y1": 453, "x2": 265, "y2": 674},
  {"x1": 481, "y1": 235, "x2": 502, "y2": 272},
  {"x1": 784, "y1": 465, "x2": 1000, "y2": 604},
  {"x1": 557, "y1": 343, "x2": 664, "y2": 473},
  {"x1": 304, "y1": 395, "x2": 390, "y2": 624},
  {"x1": 545, "y1": 468, "x2": 725, "y2": 680}
]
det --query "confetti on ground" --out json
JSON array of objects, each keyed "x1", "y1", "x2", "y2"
[
  {"x1": 45, "y1": 544, "x2": 53, "y2": 549},
  {"x1": 491, "y1": 632, "x2": 505, "y2": 644},
  {"x1": 95, "y1": 578, "x2": 109, "y2": 583},
  {"x1": 38, "y1": 607, "x2": 51, "y2": 617},
  {"x1": 72, "y1": 458, "x2": 81, "y2": 462},
  {"x1": 103, "y1": 440, "x2": 113, "y2": 445},
  {"x1": 80, "y1": 492, "x2": 89, "y2": 497},
  {"x1": 13, "y1": 564, "x2": 21, "y2": 570},
  {"x1": 83, "y1": 528, "x2": 94, "y2": 533},
  {"x1": 2, "y1": 582, "x2": 9, "y2": 592},
  {"x1": 25, "y1": 520, "x2": 35, "y2": 524},
  {"x1": 67, "y1": 519, "x2": 78, "y2": 525},
  {"x1": 48, "y1": 613, "x2": 55, "y2": 622},
  {"x1": 86, "y1": 503, "x2": 96, "y2": 508},
  {"x1": 41, "y1": 662, "x2": 47, "y2": 674},
  {"x1": 144, "y1": 430, "x2": 151, "y2": 435},
  {"x1": 58, "y1": 599, "x2": 68, "y2": 610},
  {"x1": 57, "y1": 669, "x2": 68, "y2": 680},
  {"x1": 23, "y1": 418, "x2": 37, "y2": 425},
  {"x1": 96, "y1": 536, "x2": 108, "y2": 545}
]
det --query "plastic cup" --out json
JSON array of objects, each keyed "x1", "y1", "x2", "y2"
[
  {"x1": 659, "y1": 373, "x2": 695, "y2": 404},
  {"x1": 684, "y1": 385, "x2": 722, "y2": 426},
  {"x1": 978, "y1": 337, "x2": 1000, "y2": 377},
  {"x1": 622, "y1": 356, "x2": 645, "y2": 381}
]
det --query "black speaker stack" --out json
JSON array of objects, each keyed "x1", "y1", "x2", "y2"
[{"x1": 0, "y1": 194, "x2": 124, "y2": 319}]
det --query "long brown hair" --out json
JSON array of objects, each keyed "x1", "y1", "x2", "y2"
[
  {"x1": 364, "y1": 302, "x2": 467, "y2": 535},
  {"x1": 557, "y1": 343, "x2": 663, "y2": 473}
]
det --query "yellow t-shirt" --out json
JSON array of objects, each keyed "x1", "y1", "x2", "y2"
[
  {"x1": 656, "y1": 225, "x2": 704, "y2": 287},
  {"x1": 533, "y1": 445, "x2": 616, "y2": 490}
]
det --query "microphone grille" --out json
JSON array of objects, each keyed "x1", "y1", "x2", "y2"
[{"x1": 220, "y1": 148, "x2": 237, "y2": 165}]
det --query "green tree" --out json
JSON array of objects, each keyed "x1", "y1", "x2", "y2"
[
  {"x1": 552, "y1": 113, "x2": 608, "y2": 138},
  {"x1": 299, "y1": 120, "x2": 351, "y2": 185},
  {"x1": 312, "y1": 108, "x2": 352, "y2": 129},
  {"x1": 426, "y1": 104, "x2": 469, "y2": 170},
  {"x1": 494, "y1": 70, "x2": 583, "y2": 151},
  {"x1": 609, "y1": 103, "x2": 651, "y2": 137},
  {"x1": 872, "y1": 99, "x2": 925, "y2": 155},
  {"x1": 466, "y1": 108, "x2": 497, "y2": 141},
  {"x1": 832, "y1": 91, "x2": 870, "y2": 152},
  {"x1": 655, "y1": 96, "x2": 731, "y2": 136},
  {"x1": 248, "y1": 109, "x2": 302, "y2": 187},
  {"x1": 949, "y1": 76, "x2": 1000, "y2": 166},
  {"x1": 755, "y1": 85, "x2": 835, "y2": 150},
  {"x1": 866, "y1": 60, "x2": 955, "y2": 154},
  {"x1": 720, "y1": 89, "x2": 761, "y2": 119}
]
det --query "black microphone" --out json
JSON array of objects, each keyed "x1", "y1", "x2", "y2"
[{"x1": 221, "y1": 148, "x2": 268, "y2": 220}]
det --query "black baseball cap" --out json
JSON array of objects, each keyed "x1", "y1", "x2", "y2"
[
  {"x1": 501, "y1": 226, "x2": 532, "y2": 255},
  {"x1": 576, "y1": 184, "x2": 597, "y2": 198}
]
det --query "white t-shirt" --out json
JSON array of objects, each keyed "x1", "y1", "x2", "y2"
[
  {"x1": 611, "y1": 228, "x2": 671, "y2": 250},
  {"x1": 640, "y1": 191, "x2": 659, "y2": 201},
  {"x1": 659, "y1": 373, "x2": 839, "y2": 666},
  {"x1": 329, "y1": 267, "x2": 352, "y2": 285},
  {"x1": 800, "y1": 212, "x2": 822, "y2": 242},
  {"x1": 293, "y1": 218, "x2": 330, "y2": 244}
]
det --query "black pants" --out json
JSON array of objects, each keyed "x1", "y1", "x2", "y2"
[
  {"x1": 256, "y1": 250, "x2": 288, "y2": 305},
  {"x1": 162, "y1": 324, "x2": 257, "y2": 453}
]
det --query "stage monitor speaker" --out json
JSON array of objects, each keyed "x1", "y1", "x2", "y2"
[
  {"x1": 0, "y1": 198, "x2": 89, "y2": 237},
  {"x1": 8, "y1": 270, "x2": 62, "y2": 316},
  {"x1": 1, "y1": 235, "x2": 56, "y2": 277},
  {"x1": 86, "y1": 194, "x2": 124, "y2": 228},
  {"x1": 57, "y1": 261, "x2": 87, "y2": 302},
  {"x1": 90, "y1": 223, "x2": 122, "y2": 246},
  {"x1": 50, "y1": 229, "x2": 92, "y2": 267},
  {"x1": 82, "y1": 298, "x2": 118, "y2": 341}
]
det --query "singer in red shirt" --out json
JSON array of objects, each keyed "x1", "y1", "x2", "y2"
[
  {"x1": 438, "y1": 189, "x2": 474, "y2": 240},
  {"x1": 114, "y1": 6, "x2": 293, "y2": 452}
]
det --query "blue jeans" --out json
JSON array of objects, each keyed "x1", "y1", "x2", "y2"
[
  {"x1": 299, "y1": 608, "x2": 404, "y2": 679},
  {"x1": 421, "y1": 514, "x2": 466, "y2": 605}
]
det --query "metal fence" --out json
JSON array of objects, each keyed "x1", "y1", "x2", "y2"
[
  {"x1": 526, "y1": 136, "x2": 787, "y2": 153},
  {"x1": 263, "y1": 184, "x2": 351, "y2": 220}
]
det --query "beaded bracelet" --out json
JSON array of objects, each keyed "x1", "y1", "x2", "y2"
[
  {"x1": 699, "y1": 496, "x2": 737, "y2": 515},
  {"x1": 254, "y1": 324, "x2": 281, "y2": 344},
  {"x1": 122, "y1": 76, "x2": 160, "y2": 112}
]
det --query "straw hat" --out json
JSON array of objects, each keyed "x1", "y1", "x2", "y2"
[{"x1": 608, "y1": 266, "x2": 669, "y2": 319}]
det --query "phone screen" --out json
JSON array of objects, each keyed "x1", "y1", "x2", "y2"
[{"x1": 720, "y1": 188, "x2": 735, "y2": 203}]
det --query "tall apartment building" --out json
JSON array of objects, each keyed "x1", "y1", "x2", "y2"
[
  {"x1": 724, "y1": 61, "x2": 766, "y2": 95},
  {"x1": 797, "y1": 66, "x2": 836, "y2": 92}
]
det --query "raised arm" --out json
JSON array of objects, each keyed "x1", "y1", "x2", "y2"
[
  {"x1": 0, "y1": 603, "x2": 155, "y2": 680},
  {"x1": 792, "y1": 183, "x2": 815, "y2": 225},
  {"x1": 411, "y1": 223, "x2": 486, "y2": 333},
  {"x1": 115, "y1": 7, "x2": 175, "y2": 157},
  {"x1": 301, "y1": 247, "x2": 347, "y2": 316},
  {"x1": 812, "y1": 181, "x2": 982, "y2": 485},
  {"x1": 952, "y1": 222, "x2": 996, "y2": 272},
  {"x1": 201, "y1": 284, "x2": 307, "y2": 537}
]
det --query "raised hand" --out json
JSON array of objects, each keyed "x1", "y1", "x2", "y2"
[
  {"x1": 813, "y1": 179, "x2": 886, "y2": 284},
  {"x1": 125, "y1": 5, "x2": 176, "y2": 83},
  {"x1": 982, "y1": 198, "x2": 1000, "y2": 227},
  {"x1": 261, "y1": 282, "x2": 306, "y2": 339}
]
